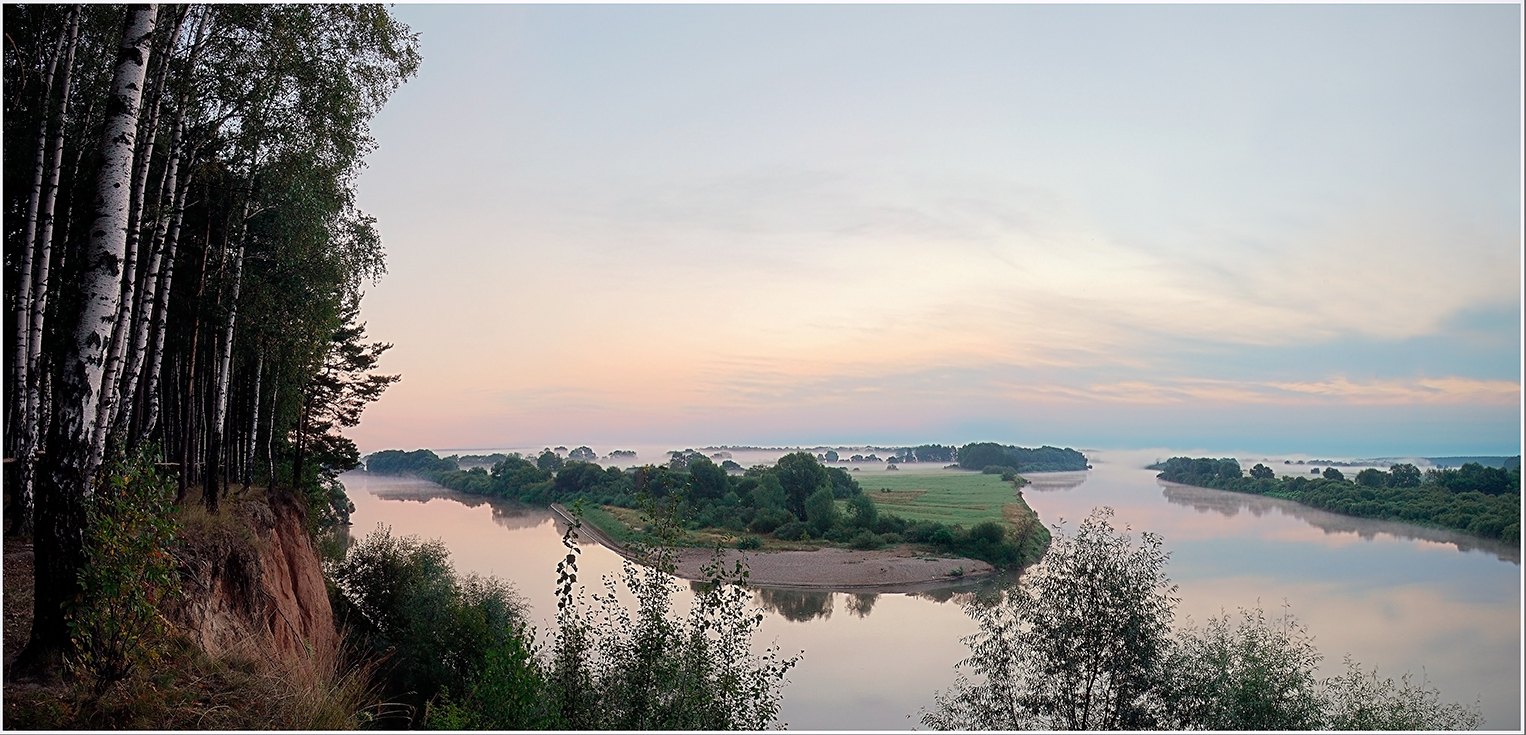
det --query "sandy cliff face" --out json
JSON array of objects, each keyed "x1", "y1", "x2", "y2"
[{"x1": 171, "y1": 489, "x2": 337, "y2": 676}]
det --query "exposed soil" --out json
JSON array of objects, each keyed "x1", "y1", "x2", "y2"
[{"x1": 666, "y1": 545, "x2": 995, "y2": 591}]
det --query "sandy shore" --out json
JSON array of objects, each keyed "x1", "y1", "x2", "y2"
[
  {"x1": 665, "y1": 546, "x2": 995, "y2": 591},
  {"x1": 551, "y1": 504, "x2": 995, "y2": 591}
]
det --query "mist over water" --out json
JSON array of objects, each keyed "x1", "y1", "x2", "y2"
[{"x1": 343, "y1": 447, "x2": 1520, "y2": 730}]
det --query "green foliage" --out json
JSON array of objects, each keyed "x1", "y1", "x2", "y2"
[
  {"x1": 1163, "y1": 606, "x2": 1325, "y2": 730},
  {"x1": 957, "y1": 443, "x2": 1088, "y2": 472},
  {"x1": 775, "y1": 451, "x2": 828, "y2": 519},
  {"x1": 424, "y1": 635, "x2": 556, "y2": 729},
  {"x1": 327, "y1": 525, "x2": 529, "y2": 724},
  {"x1": 912, "y1": 444, "x2": 956, "y2": 463},
  {"x1": 536, "y1": 507, "x2": 799, "y2": 729},
  {"x1": 365, "y1": 448, "x2": 459, "y2": 476},
  {"x1": 66, "y1": 451, "x2": 182, "y2": 695},
  {"x1": 924, "y1": 507, "x2": 1485, "y2": 731},
  {"x1": 736, "y1": 535, "x2": 763, "y2": 550},
  {"x1": 925, "y1": 508, "x2": 1176, "y2": 730},
  {"x1": 804, "y1": 486, "x2": 841, "y2": 534},
  {"x1": 1321, "y1": 657, "x2": 1484, "y2": 730},
  {"x1": 773, "y1": 521, "x2": 807, "y2": 541},
  {"x1": 1155, "y1": 457, "x2": 1521, "y2": 542},
  {"x1": 847, "y1": 492, "x2": 878, "y2": 528},
  {"x1": 537, "y1": 450, "x2": 564, "y2": 473}
]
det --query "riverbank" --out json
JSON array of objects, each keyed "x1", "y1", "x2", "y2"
[{"x1": 550, "y1": 503, "x2": 997, "y2": 591}]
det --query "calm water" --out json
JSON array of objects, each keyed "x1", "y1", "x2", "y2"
[{"x1": 341, "y1": 448, "x2": 1520, "y2": 730}]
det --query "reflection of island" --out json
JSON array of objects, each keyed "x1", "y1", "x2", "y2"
[
  {"x1": 1022, "y1": 471, "x2": 1090, "y2": 493},
  {"x1": 1160, "y1": 481, "x2": 1521, "y2": 565},
  {"x1": 351, "y1": 473, "x2": 551, "y2": 531}
]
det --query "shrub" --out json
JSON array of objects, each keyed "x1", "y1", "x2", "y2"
[
  {"x1": 67, "y1": 450, "x2": 181, "y2": 695},
  {"x1": 773, "y1": 521, "x2": 807, "y2": 541},
  {"x1": 328, "y1": 526, "x2": 530, "y2": 723},
  {"x1": 849, "y1": 530, "x2": 883, "y2": 550},
  {"x1": 736, "y1": 535, "x2": 763, "y2": 550}
]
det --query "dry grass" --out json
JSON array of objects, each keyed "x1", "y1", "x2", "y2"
[
  {"x1": 3, "y1": 492, "x2": 384, "y2": 730},
  {"x1": 4, "y1": 629, "x2": 384, "y2": 730}
]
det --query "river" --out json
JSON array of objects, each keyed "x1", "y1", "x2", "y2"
[{"x1": 340, "y1": 447, "x2": 1520, "y2": 730}]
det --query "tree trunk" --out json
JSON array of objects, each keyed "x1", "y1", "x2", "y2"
[
  {"x1": 10, "y1": 12, "x2": 69, "y2": 455},
  {"x1": 136, "y1": 151, "x2": 195, "y2": 447},
  {"x1": 21, "y1": 3, "x2": 158, "y2": 675},
  {"x1": 11, "y1": 8, "x2": 83, "y2": 537},
  {"x1": 266, "y1": 373, "x2": 279, "y2": 491},
  {"x1": 118, "y1": 114, "x2": 185, "y2": 437},
  {"x1": 243, "y1": 351, "x2": 262, "y2": 488},
  {"x1": 178, "y1": 218, "x2": 214, "y2": 505},
  {"x1": 204, "y1": 229, "x2": 248, "y2": 513}
]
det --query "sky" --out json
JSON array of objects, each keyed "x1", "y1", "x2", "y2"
[{"x1": 348, "y1": 4, "x2": 1522, "y2": 458}]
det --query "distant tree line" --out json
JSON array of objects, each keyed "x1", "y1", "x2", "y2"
[
  {"x1": 1152, "y1": 457, "x2": 1520, "y2": 543},
  {"x1": 364, "y1": 448, "x2": 1047, "y2": 568},
  {"x1": 956, "y1": 443, "x2": 1088, "y2": 473}
]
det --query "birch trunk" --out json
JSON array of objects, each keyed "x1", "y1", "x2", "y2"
[
  {"x1": 266, "y1": 375, "x2": 279, "y2": 491},
  {"x1": 134, "y1": 157, "x2": 193, "y2": 446},
  {"x1": 22, "y1": 3, "x2": 158, "y2": 673},
  {"x1": 242, "y1": 351, "x2": 263, "y2": 488},
  {"x1": 10, "y1": 16, "x2": 68, "y2": 454},
  {"x1": 204, "y1": 230, "x2": 248, "y2": 513},
  {"x1": 10, "y1": 9, "x2": 83, "y2": 536},
  {"x1": 117, "y1": 114, "x2": 184, "y2": 435}
]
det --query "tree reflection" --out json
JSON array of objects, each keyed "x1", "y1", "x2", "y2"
[
  {"x1": 846, "y1": 593, "x2": 877, "y2": 618},
  {"x1": 1160, "y1": 481, "x2": 1520, "y2": 564},
  {"x1": 755, "y1": 588, "x2": 834, "y2": 622},
  {"x1": 1022, "y1": 471, "x2": 1090, "y2": 493}
]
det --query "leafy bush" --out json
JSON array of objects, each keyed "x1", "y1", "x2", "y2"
[
  {"x1": 773, "y1": 521, "x2": 807, "y2": 541},
  {"x1": 327, "y1": 526, "x2": 530, "y2": 724},
  {"x1": 530, "y1": 509, "x2": 799, "y2": 729},
  {"x1": 923, "y1": 507, "x2": 1483, "y2": 731},
  {"x1": 736, "y1": 535, "x2": 763, "y2": 550},
  {"x1": 849, "y1": 529, "x2": 883, "y2": 550},
  {"x1": 67, "y1": 450, "x2": 181, "y2": 695}
]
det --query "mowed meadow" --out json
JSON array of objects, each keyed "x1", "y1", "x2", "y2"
[{"x1": 859, "y1": 471, "x2": 1037, "y2": 527}]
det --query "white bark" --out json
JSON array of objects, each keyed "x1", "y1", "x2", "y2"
[
  {"x1": 243, "y1": 351, "x2": 263, "y2": 487},
  {"x1": 11, "y1": 15, "x2": 68, "y2": 453},
  {"x1": 89, "y1": 5, "x2": 173, "y2": 467},
  {"x1": 117, "y1": 113, "x2": 184, "y2": 434},
  {"x1": 135, "y1": 159, "x2": 193, "y2": 444},
  {"x1": 10, "y1": 8, "x2": 82, "y2": 535},
  {"x1": 65, "y1": 3, "x2": 159, "y2": 479}
]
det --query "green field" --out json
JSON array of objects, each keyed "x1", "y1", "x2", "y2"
[{"x1": 861, "y1": 471, "x2": 1032, "y2": 527}]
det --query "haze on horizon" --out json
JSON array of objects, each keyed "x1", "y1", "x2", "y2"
[{"x1": 348, "y1": 4, "x2": 1522, "y2": 458}]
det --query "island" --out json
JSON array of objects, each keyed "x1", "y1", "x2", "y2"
[
  {"x1": 363, "y1": 443, "x2": 1073, "y2": 586},
  {"x1": 1150, "y1": 456, "x2": 1520, "y2": 543}
]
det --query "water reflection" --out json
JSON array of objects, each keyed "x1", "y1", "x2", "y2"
[
  {"x1": 1160, "y1": 481, "x2": 1521, "y2": 564},
  {"x1": 1022, "y1": 471, "x2": 1090, "y2": 493},
  {"x1": 845, "y1": 593, "x2": 877, "y2": 618},
  {"x1": 756, "y1": 588, "x2": 835, "y2": 622}
]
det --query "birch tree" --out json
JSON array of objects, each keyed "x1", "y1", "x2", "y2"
[{"x1": 20, "y1": 3, "x2": 159, "y2": 672}]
